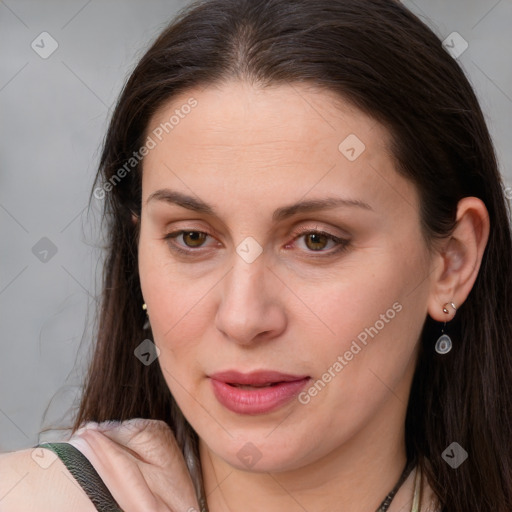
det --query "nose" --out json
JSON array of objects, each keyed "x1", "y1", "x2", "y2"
[{"x1": 214, "y1": 250, "x2": 287, "y2": 346}]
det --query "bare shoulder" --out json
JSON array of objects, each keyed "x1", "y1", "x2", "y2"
[{"x1": 0, "y1": 448, "x2": 96, "y2": 512}]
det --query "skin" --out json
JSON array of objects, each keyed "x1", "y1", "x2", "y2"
[
  {"x1": 0, "y1": 80, "x2": 489, "y2": 511},
  {"x1": 0, "y1": 449, "x2": 96, "y2": 512},
  {"x1": 135, "y1": 81, "x2": 489, "y2": 511}
]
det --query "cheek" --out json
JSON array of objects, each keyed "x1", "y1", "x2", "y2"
[
  {"x1": 297, "y1": 241, "x2": 422, "y2": 342},
  {"x1": 307, "y1": 234, "x2": 425, "y2": 354},
  {"x1": 138, "y1": 231, "x2": 218, "y2": 371},
  {"x1": 306, "y1": 238, "x2": 428, "y2": 405}
]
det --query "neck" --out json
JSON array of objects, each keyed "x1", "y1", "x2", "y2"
[{"x1": 199, "y1": 390, "x2": 414, "y2": 512}]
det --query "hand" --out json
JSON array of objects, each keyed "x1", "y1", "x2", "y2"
[{"x1": 68, "y1": 418, "x2": 201, "y2": 512}]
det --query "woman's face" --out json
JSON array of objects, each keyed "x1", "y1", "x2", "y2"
[{"x1": 137, "y1": 81, "x2": 433, "y2": 472}]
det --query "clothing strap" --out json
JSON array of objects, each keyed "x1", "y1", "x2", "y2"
[
  {"x1": 411, "y1": 464, "x2": 422, "y2": 512},
  {"x1": 35, "y1": 442, "x2": 122, "y2": 512}
]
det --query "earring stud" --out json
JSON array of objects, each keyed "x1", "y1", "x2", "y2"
[{"x1": 442, "y1": 301, "x2": 456, "y2": 314}]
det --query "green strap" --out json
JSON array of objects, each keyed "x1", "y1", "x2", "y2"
[{"x1": 36, "y1": 442, "x2": 123, "y2": 512}]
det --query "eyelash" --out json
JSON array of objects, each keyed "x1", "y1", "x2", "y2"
[{"x1": 162, "y1": 226, "x2": 350, "y2": 258}]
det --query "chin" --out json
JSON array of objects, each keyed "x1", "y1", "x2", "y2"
[{"x1": 204, "y1": 433, "x2": 321, "y2": 474}]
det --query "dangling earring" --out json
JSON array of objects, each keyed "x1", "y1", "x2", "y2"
[
  {"x1": 142, "y1": 303, "x2": 151, "y2": 330},
  {"x1": 435, "y1": 301, "x2": 456, "y2": 354}
]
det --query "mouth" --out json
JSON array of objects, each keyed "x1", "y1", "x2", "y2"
[{"x1": 208, "y1": 370, "x2": 311, "y2": 415}]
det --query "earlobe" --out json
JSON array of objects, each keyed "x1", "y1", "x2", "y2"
[{"x1": 427, "y1": 196, "x2": 490, "y2": 322}]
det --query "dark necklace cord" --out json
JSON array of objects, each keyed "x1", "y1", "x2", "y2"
[{"x1": 375, "y1": 457, "x2": 417, "y2": 512}]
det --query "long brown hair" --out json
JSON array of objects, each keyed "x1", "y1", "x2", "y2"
[{"x1": 73, "y1": 0, "x2": 512, "y2": 510}]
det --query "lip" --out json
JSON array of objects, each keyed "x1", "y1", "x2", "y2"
[{"x1": 208, "y1": 370, "x2": 310, "y2": 415}]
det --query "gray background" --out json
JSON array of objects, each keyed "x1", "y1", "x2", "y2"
[{"x1": 1, "y1": 0, "x2": 511, "y2": 451}]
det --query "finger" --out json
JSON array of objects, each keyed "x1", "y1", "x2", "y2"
[
  {"x1": 71, "y1": 427, "x2": 200, "y2": 512},
  {"x1": 72, "y1": 428, "x2": 164, "y2": 512},
  {"x1": 94, "y1": 419, "x2": 184, "y2": 470},
  {"x1": 91, "y1": 421, "x2": 201, "y2": 510}
]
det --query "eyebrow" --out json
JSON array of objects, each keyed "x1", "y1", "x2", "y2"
[{"x1": 146, "y1": 188, "x2": 373, "y2": 222}]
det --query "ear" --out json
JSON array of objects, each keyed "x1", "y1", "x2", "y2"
[
  {"x1": 131, "y1": 212, "x2": 139, "y2": 225},
  {"x1": 427, "y1": 196, "x2": 490, "y2": 322}
]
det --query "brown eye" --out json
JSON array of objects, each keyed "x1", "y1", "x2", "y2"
[
  {"x1": 288, "y1": 228, "x2": 350, "y2": 256},
  {"x1": 163, "y1": 230, "x2": 213, "y2": 254},
  {"x1": 181, "y1": 231, "x2": 207, "y2": 247}
]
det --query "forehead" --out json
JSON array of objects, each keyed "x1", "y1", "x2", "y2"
[
  {"x1": 141, "y1": 81, "x2": 418, "y2": 220},
  {"x1": 146, "y1": 80, "x2": 388, "y2": 153}
]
